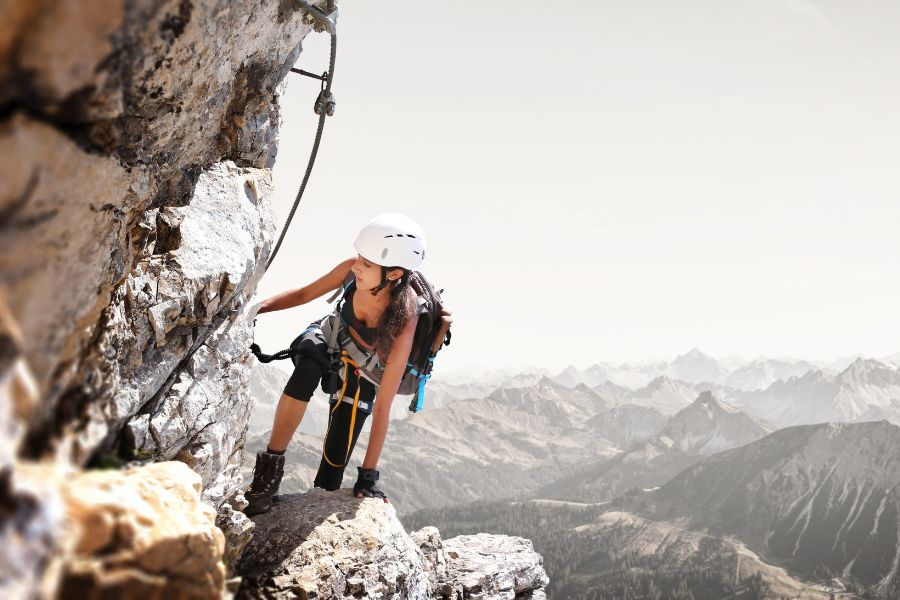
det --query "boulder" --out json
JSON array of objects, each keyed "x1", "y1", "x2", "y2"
[
  {"x1": 235, "y1": 489, "x2": 549, "y2": 599},
  {"x1": 57, "y1": 461, "x2": 226, "y2": 599}
]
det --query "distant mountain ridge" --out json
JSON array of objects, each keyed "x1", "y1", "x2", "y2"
[
  {"x1": 585, "y1": 404, "x2": 667, "y2": 450},
  {"x1": 536, "y1": 392, "x2": 769, "y2": 503},
  {"x1": 664, "y1": 347, "x2": 731, "y2": 384},
  {"x1": 725, "y1": 357, "x2": 818, "y2": 391},
  {"x1": 624, "y1": 375, "x2": 699, "y2": 414},
  {"x1": 546, "y1": 349, "x2": 900, "y2": 393},
  {"x1": 653, "y1": 391, "x2": 772, "y2": 456},
  {"x1": 631, "y1": 420, "x2": 900, "y2": 596},
  {"x1": 735, "y1": 358, "x2": 900, "y2": 427}
]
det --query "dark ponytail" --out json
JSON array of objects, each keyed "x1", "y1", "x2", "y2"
[{"x1": 374, "y1": 269, "x2": 416, "y2": 362}]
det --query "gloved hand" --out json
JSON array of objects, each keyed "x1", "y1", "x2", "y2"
[
  {"x1": 242, "y1": 299, "x2": 265, "y2": 326},
  {"x1": 354, "y1": 467, "x2": 389, "y2": 503}
]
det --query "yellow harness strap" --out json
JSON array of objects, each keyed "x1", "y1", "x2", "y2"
[{"x1": 321, "y1": 351, "x2": 363, "y2": 469}]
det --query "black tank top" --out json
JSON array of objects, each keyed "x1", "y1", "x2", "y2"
[{"x1": 341, "y1": 286, "x2": 377, "y2": 346}]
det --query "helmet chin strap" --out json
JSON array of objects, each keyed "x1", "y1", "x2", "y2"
[
  {"x1": 369, "y1": 266, "x2": 405, "y2": 296},
  {"x1": 370, "y1": 266, "x2": 392, "y2": 296}
]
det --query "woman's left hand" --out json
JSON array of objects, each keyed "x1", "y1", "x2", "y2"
[
  {"x1": 242, "y1": 299, "x2": 266, "y2": 324},
  {"x1": 354, "y1": 467, "x2": 390, "y2": 503}
]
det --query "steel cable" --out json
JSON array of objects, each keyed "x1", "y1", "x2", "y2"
[{"x1": 266, "y1": 27, "x2": 337, "y2": 272}]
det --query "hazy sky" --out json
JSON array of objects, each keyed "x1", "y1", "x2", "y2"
[{"x1": 254, "y1": 0, "x2": 900, "y2": 373}]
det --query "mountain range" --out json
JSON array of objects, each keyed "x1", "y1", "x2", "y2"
[
  {"x1": 536, "y1": 392, "x2": 770, "y2": 503},
  {"x1": 734, "y1": 358, "x2": 900, "y2": 427},
  {"x1": 246, "y1": 349, "x2": 900, "y2": 597},
  {"x1": 551, "y1": 348, "x2": 900, "y2": 392},
  {"x1": 626, "y1": 420, "x2": 900, "y2": 596}
]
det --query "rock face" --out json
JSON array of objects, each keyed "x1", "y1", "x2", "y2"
[
  {"x1": 0, "y1": 0, "x2": 316, "y2": 454},
  {"x1": 7, "y1": 461, "x2": 226, "y2": 599},
  {"x1": 440, "y1": 534, "x2": 549, "y2": 600},
  {"x1": 1, "y1": 0, "x2": 320, "y2": 595},
  {"x1": 1, "y1": 0, "x2": 310, "y2": 427},
  {"x1": 110, "y1": 161, "x2": 275, "y2": 502},
  {"x1": 235, "y1": 489, "x2": 549, "y2": 599}
]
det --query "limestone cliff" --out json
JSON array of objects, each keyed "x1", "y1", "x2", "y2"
[
  {"x1": 0, "y1": 1, "x2": 547, "y2": 597},
  {"x1": 2, "y1": 1, "x2": 311, "y2": 594}
]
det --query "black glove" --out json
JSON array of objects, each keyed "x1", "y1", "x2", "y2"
[{"x1": 354, "y1": 467, "x2": 388, "y2": 501}]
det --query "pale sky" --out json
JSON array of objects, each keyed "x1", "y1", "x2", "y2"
[{"x1": 254, "y1": 0, "x2": 900, "y2": 373}]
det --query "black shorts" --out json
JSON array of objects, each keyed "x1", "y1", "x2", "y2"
[
  {"x1": 283, "y1": 353, "x2": 327, "y2": 401},
  {"x1": 283, "y1": 354, "x2": 377, "y2": 408},
  {"x1": 281, "y1": 321, "x2": 378, "y2": 411},
  {"x1": 282, "y1": 321, "x2": 331, "y2": 401},
  {"x1": 284, "y1": 321, "x2": 377, "y2": 404}
]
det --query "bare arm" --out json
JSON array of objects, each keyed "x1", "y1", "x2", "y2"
[
  {"x1": 258, "y1": 257, "x2": 355, "y2": 313},
  {"x1": 360, "y1": 312, "x2": 419, "y2": 471}
]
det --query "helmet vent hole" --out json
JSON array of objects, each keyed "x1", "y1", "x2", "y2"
[{"x1": 384, "y1": 234, "x2": 393, "y2": 238}]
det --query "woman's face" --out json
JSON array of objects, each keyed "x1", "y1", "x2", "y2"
[
  {"x1": 352, "y1": 254, "x2": 383, "y2": 291},
  {"x1": 352, "y1": 255, "x2": 402, "y2": 292}
]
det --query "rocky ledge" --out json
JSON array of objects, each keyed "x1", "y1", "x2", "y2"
[{"x1": 236, "y1": 489, "x2": 549, "y2": 599}]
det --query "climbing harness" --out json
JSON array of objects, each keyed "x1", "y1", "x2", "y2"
[
  {"x1": 250, "y1": 271, "x2": 452, "y2": 413},
  {"x1": 321, "y1": 273, "x2": 452, "y2": 413},
  {"x1": 266, "y1": 1, "x2": 339, "y2": 271}
]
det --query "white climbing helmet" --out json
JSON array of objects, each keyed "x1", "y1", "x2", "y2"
[{"x1": 354, "y1": 213, "x2": 427, "y2": 270}]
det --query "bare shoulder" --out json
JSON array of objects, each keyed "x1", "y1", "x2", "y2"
[
  {"x1": 328, "y1": 257, "x2": 355, "y2": 287},
  {"x1": 302, "y1": 257, "x2": 355, "y2": 303},
  {"x1": 336, "y1": 256, "x2": 355, "y2": 275}
]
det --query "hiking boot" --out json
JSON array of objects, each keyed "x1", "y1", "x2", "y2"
[{"x1": 244, "y1": 451, "x2": 285, "y2": 516}]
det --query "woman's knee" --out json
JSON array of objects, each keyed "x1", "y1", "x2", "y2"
[{"x1": 282, "y1": 356, "x2": 324, "y2": 401}]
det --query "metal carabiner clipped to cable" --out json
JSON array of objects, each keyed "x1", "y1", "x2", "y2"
[{"x1": 314, "y1": 76, "x2": 336, "y2": 117}]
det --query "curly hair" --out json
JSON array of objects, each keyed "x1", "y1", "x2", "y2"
[{"x1": 373, "y1": 269, "x2": 417, "y2": 362}]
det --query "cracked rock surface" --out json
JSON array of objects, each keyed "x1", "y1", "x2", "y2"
[
  {"x1": 1, "y1": 0, "x2": 317, "y2": 595},
  {"x1": 235, "y1": 490, "x2": 549, "y2": 599},
  {"x1": 57, "y1": 461, "x2": 226, "y2": 599},
  {"x1": 441, "y1": 534, "x2": 549, "y2": 600}
]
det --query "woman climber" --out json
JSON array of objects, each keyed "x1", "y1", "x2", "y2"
[{"x1": 243, "y1": 213, "x2": 429, "y2": 515}]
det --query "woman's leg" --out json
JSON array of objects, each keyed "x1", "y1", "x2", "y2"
[
  {"x1": 245, "y1": 344, "x2": 326, "y2": 516},
  {"x1": 266, "y1": 356, "x2": 323, "y2": 451},
  {"x1": 267, "y1": 393, "x2": 309, "y2": 452},
  {"x1": 314, "y1": 375, "x2": 377, "y2": 491}
]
